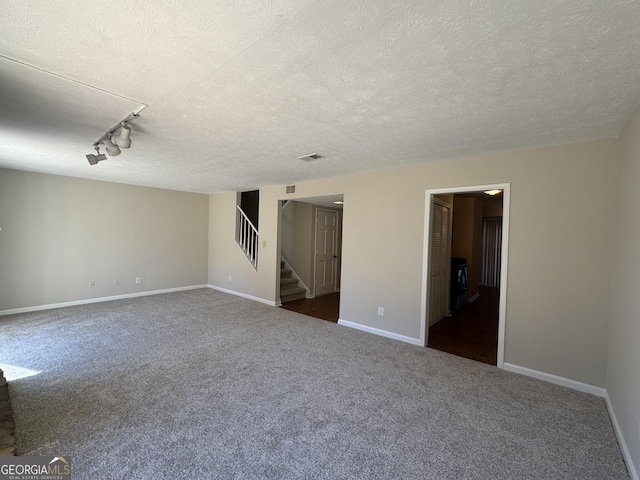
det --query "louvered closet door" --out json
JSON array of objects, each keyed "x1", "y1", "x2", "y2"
[
  {"x1": 481, "y1": 217, "x2": 502, "y2": 288},
  {"x1": 429, "y1": 202, "x2": 451, "y2": 326}
]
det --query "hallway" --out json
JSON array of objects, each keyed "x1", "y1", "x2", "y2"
[
  {"x1": 280, "y1": 293, "x2": 340, "y2": 323},
  {"x1": 427, "y1": 286, "x2": 499, "y2": 365}
]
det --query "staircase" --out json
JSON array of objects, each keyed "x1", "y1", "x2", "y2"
[
  {"x1": 236, "y1": 205, "x2": 258, "y2": 269},
  {"x1": 280, "y1": 263, "x2": 306, "y2": 303}
]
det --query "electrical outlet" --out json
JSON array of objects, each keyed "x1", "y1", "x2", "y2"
[
  {"x1": 113, "y1": 279, "x2": 119, "y2": 286},
  {"x1": 135, "y1": 277, "x2": 141, "y2": 284},
  {"x1": 228, "y1": 275, "x2": 232, "y2": 282},
  {"x1": 89, "y1": 281, "x2": 95, "y2": 288},
  {"x1": 378, "y1": 307, "x2": 384, "y2": 317}
]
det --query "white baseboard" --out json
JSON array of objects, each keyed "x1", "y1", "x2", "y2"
[
  {"x1": 493, "y1": 364, "x2": 638, "y2": 478},
  {"x1": 604, "y1": 392, "x2": 639, "y2": 480},
  {"x1": 502, "y1": 363, "x2": 606, "y2": 397},
  {"x1": 0, "y1": 285, "x2": 209, "y2": 316},
  {"x1": 337, "y1": 319, "x2": 422, "y2": 346},
  {"x1": 208, "y1": 285, "x2": 279, "y2": 307}
]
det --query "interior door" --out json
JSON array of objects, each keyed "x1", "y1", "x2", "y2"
[
  {"x1": 315, "y1": 209, "x2": 338, "y2": 296},
  {"x1": 429, "y1": 200, "x2": 451, "y2": 326}
]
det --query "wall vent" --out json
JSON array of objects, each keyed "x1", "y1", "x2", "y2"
[
  {"x1": 297, "y1": 153, "x2": 322, "y2": 161},
  {"x1": 286, "y1": 185, "x2": 296, "y2": 194}
]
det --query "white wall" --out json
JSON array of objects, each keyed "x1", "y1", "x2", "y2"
[
  {"x1": 0, "y1": 169, "x2": 209, "y2": 311},
  {"x1": 607, "y1": 103, "x2": 640, "y2": 477},
  {"x1": 208, "y1": 138, "x2": 618, "y2": 388}
]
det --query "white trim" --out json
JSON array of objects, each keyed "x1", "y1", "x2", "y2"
[
  {"x1": 502, "y1": 363, "x2": 606, "y2": 397},
  {"x1": 504, "y1": 365, "x2": 638, "y2": 479},
  {"x1": 497, "y1": 186, "x2": 510, "y2": 369},
  {"x1": 604, "y1": 392, "x2": 639, "y2": 480},
  {"x1": 0, "y1": 285, "x2": 208, "y2": 316},
  {"x1": 338, "y1": 319, "x2": 423, "y2": 346},
  {"x1": 467, "y1": 292, "x2": 480, "y2": 303},
  {"x1": 208, "y1": 285, "x2": 279, "y2": 307},
  {"x1": 421, "y1": 183, "x2": 510, "y2": 369}
]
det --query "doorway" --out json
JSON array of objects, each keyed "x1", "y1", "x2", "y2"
[
  {"x1": 421, "y1": 184, "x2": 510, "y2": 368},
  {"x1": 278, "y1": 196, "x2": 343, "y2": 323}
]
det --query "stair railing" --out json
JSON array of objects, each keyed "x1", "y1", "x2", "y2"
[{"x1": 236, "y1": 205, "x2": 258, "y2": 269}]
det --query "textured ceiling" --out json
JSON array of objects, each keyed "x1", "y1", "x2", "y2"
[{"x1": 1, "y1": 0, "x2": 640, "y2": 194}]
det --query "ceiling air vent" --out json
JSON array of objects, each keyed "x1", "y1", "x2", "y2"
[
  {"x1": 286, "y1": 185, "x2": 296, "y2": 194},
  {"x1": 297, "y1": 153, "x2": 322, "y2": 161}
]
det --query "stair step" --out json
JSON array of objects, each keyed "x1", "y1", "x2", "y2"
[
  {"x1": 280, "y1": 276, "x2": 299, "y2": 286},
  {"x1": 280, "y1": 268, "x2": 292, "y2": 277},
  {"x1": 281, "y1": 287, "x2": 306, "y2": 303},
  {"x1": 280, "y1": 283, "x2": 305, "y2": 293},
  {"x1": 280, "y1": 283, "x2": 304, "y2": 294}
]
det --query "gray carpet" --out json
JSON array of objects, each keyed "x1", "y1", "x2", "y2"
[{"x1": 0, "y1": 289, "x2": 629, "y2": 479}]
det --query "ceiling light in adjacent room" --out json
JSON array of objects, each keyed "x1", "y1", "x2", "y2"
[
  {"x1": 333, "y1": 200, "x2": 344, "y2": 205},
  {"x1": 484, "y1": 189, "x2": 502, "y2": 196}
]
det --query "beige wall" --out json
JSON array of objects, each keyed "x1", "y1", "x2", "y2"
[
  {"x1": 209, "y1": 138, "x2": 618, "y2": 388},
  {"x1": 451, "y1": 197, "x2": 483, "y2": 299},
  {"x1": 483, "y1": 202, "x2": 503, "y2": 217},
  {"x1": 452, "y1": 198, "x2": 474, "y2": 260},
  {"x1": 208, "y1": 192, "x2": 266, "y2": 300},
  {"x1": 208, "y1": 191, "x2": 283, "y2": 303},
  {"x1": 433, "y1": 193, "x2": 453, "y2": 205},
  {"x1": 0, "y1": 169, "x2": 209, "y2": 311},
  {"x1": 607, "y1": 103, "x2": 640, "y2": 475}
]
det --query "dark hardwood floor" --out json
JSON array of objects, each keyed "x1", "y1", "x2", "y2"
[
  {"x1": 281, "y1": 287, "x2": 499, "y2": 367},
  {"x1": 280, "y1": 292, "x2": 340, "y2": 323},
  {"x1": 428, "y1": 286, "x2": 499, "y2": 365}
]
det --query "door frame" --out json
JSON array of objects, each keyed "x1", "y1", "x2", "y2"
[{"x1": 420, "y1": 183, "x2": 510, "y2": 369}]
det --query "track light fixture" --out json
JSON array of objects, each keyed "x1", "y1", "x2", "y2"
[
  {"x1": 114, "y1": 122, "x2": 131, "y2": 148},
  {"x1": 103, "y1": 135, "x2": 121, "y2": 156},
  {"x1": 86, "y1": 146, "x2": 107, "y2": 165},
  {"x1": 86, "y1": 106, "x2": 146, "y2": 166}
]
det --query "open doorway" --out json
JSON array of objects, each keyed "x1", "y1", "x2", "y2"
[
  {"x1": 278, "y1": 195, "x2": 343, "y2": 323},
  {"x1": 421, "y1": 185, "x2": 510, "y2": 368}
]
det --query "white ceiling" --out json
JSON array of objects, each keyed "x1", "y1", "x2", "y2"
[
  {"x1": 1, "y1": 0, "x2": 639, "y2": 194},
  {"x1": 291, "y1": 194, "x2": 344, "y2": 209}
]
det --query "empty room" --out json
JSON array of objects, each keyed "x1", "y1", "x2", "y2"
[{"x1": 1, "y1": 1, "x2": 639, "y2": 479}]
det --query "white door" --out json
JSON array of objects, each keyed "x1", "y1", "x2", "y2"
[
  {"x1": 315, "y1": 209, "x2": 339, "y2": 296},
  {"x1": 429, "y1": 201, "x2": 451, "y2": 326}
]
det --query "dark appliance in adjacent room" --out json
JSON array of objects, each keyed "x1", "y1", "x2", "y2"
[{"x1": 450, "y1": 257, "x2": 468, "y2": 314}]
